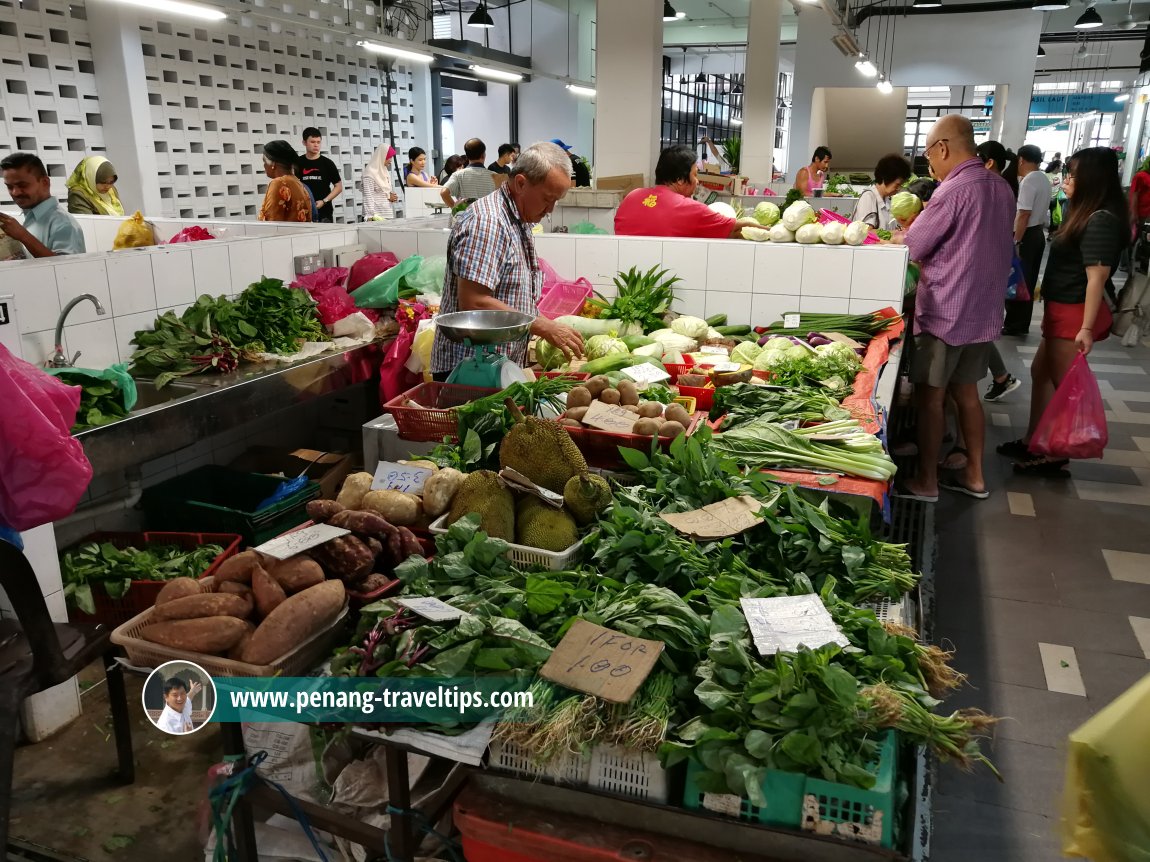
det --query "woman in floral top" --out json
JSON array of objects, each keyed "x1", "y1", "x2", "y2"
[{"x1": 259, "y1": 140, "x2": 313, "y2": 222}]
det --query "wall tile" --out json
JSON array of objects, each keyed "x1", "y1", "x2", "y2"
[
  {"x1": 152, "y1": 246, "x2": 197, "y2": 307},
  {"x1": 800, "y1": 295, "x2": 850, "y2": 314},
  {"x1": 78, "y1": 221, "x2": 98, "y2": 255},
  {"x1": 261, "y1": 237, "x2": 296, "y2": 284},
  {"x1": 105, "y1": 252, "x2": 158, "y2": 316},
  {"x1": 850, "y1": 248, "x2": 907, "y2": 303},
  {"x1": 705, "y1": 243, "x2": 755, "y2": 294},
  {"x1": 417, "y1": 230, "x2": 448, "y2": 258},
  {"x1": 318, "y1": 230, "x2": 353, "y2": 251},
  {"x1": 535, "y1": 235, "x2": 576, "y2": 278},
  {"x1": 191, "y1": 244, "x2": 232, "y2": 298},
  {"x1": 575, "y1": 237, "x2": 619, "y2": 285},
  {"x1": 358, "y1": 228, "x2": 386, "y2": 254},
  {"x1": 20, "y1": 330, "x2": 57, "y2": 366},
  {"x1": 848, "y1": 298, "x2": 899, "y2": 315},
  {"x1": 114, "y1": 311, "x2": 158, "y2": 364},
  {"x1": 21, "y1": 524, "x2": 64, "y2": 597},
  {"x1": 92, "y1": 218, "x2": 122, "y2": 253},
  {"x1": 229, "y1": 240, "x2": 265, "y2": 294},
  {"x1": 753, "y1": 245, "x2": 804, "y2": 295},
  {"x1": 376, "y1": 229, "x2": 418, "y2": 259},
  {"x1": 673, "y1": 289, "x2": 707, "y2": 319},
  {"x1": 9, "y1": 265, "x2": 60, "y2": 333},
  {"x1": 55, "y1": 258, "x2": 111, "y2": 326},
  {"x1": 616, "y1": 239, "x2": 663, "y2": 275},
  {"x1": 704, "y1": 291, "x2": 753, "y2": 326},
  {"x1": 661, "y1": 241, "x2": 709, "y2": 290},
  {"x1": 800, "y1": 247, "x2": 853, "y2": 298},
  {"x1": 752, "y1": 294, "x2": 796, "y2": 326},
  {"x1": 291, "y1": 234, "x2": 321, "y2": 257},
  {"x1": 67, "y1": 318, "x2": 121, "y2": 367}
]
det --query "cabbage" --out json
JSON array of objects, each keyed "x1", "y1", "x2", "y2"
[
  {"x1": 843, "y1": 221, "x2": 870, "y2": 246},
  {"x1": 795, "y1": 224, "x2": 822, "y2": 244},
  {"x1": 752, "y1": 349, "x2": 788, "y2": 372},
  {"x1": 742, "y1": 225, "x2": 771, "y2": 242},
  {"x1": 769, "y1": 224, "x2": 795, "y2": 243},
  {"x1": 633, "y1": 342, "x2": 664, "y2": 359},
  {"x1": 820, "y1": 222, "x2": 845, "y2": 245},
  {"x1": 649, "y1": 329, "x2": 698, "y2": 353},
  {"x1": 585, "y1": 334, "x2": 628, "y2": 360},
  {"x1": 535, "y1": 339, "x2": 565, "y2": 371},
  {"x1": 890, "y1": 191, "x2": 923, "y2": 221},
  {"x1": 764, "y1": 337, "x2": 795, "y2": 351},
  {"x1": 730, "y1": 341, "x2": 762, "y2": 365},
  {"x1": 709, "y1": 201, "x2": 738, "y2": 219},
  {"x1": 705, "y1": 327, "x2": 725, "y2": 340},
  {"x1": 754, "y1": 201, "x2": 781, "y2": 227},
  {"x1": 781, "y1": 201, "x2": 817, "y2": 232},
  {"x1": 670, "y1": 316, "x2": 709, "y2": 339}
]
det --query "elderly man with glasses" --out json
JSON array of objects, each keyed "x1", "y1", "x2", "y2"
[{"x1": 895, "y1": 115, "x2": 1016, "y2": 503}]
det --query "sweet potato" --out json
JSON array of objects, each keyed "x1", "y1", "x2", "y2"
[
  {"x1": 155, "y1": 577, "x2": 202, "y2": 606},
  {"x1": 227, "y1": 621, "x2": 257, "y2": 661},
  {"x1": 214, "y1": 550, "x2": 260, "y2": 584},
  {"x1": 140, "y1": 616, "x2": 248, "y2": 653},
  {"x1": 153, "y1": 593, "x2": 251, "y2": 622},
  {"x1": 217, "y1": 582, "x2": 254, "y2": 617},
  {"x1": 312, "y1": 536, "x2": 374, "y2": 583},
  {"x1": 241, "y1": 580, "x2": 345, "y2": 666},
  {"x1": 269, "y1": 556, "x2": 325, "y2": 593},
  {"x1": 251, "y1": 565, "x2": 286, "y2": 619},
  {"x1": 306, "y1": 499, "x2": 345, "y2": 523},
  {"x1": 329, "y1": 509, "x2": 393, "y2": 537}
]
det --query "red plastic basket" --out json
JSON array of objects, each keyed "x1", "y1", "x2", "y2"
[
  {"x1": 563, "y1": 412, "x2": 705, "y2": 469},
  {"x1": 536, "y1": 278, "x2": 593, "y2": 320},
  {"x1": 676, "y1": 385, "x2": 715, "y2": 412},
  {"x1": 64, "y1": 531, "x2": 242, "y2": 626},
  {"x1": 383, "y1": 382, "x2": 499, "y2": 442},
  {"x1": 663, "y1": 354, "x2": 696, "y2": 384}
]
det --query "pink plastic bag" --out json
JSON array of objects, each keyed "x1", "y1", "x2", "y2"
[
  {"x1": 1030, "y1": 353, "x2": 1108, "y2": 460},
  {"x1": 292, "y1": 267, "x2": 370, "y2": 325},
  {"x1": 168, "y1": 226, "x2": 215, "y2": 243},
  {"x1": 348, "y1": 252, "x2": 400, "y2": 292},
  {"x1": 0, "y1": 344, "x2": 93, "y2": 531}
]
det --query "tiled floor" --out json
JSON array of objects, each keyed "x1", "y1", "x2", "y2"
[{"x1": 929, "y1": 321, "x2": 1150, "y2": 860}]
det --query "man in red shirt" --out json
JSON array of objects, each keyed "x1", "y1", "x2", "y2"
[
  {"x1": 1129, "y1": 157, "x2": 1150, "y2": 228},
  {"x1": 615, "y1": 145, "x2": 761, "y2": 239}
]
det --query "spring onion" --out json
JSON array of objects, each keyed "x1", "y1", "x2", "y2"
[
  {"x1": 712, "y1": 417, "x2": 897, "y2": 481},
  {"x1": 764, "y1": 312, "x2": 899, "y2": 342}
]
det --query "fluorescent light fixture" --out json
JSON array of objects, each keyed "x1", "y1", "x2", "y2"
[
  {"x1": 855, "y1": 55, "x2": 878, "y2": 77},
  {"x1": 1115, "y1": 92, "x2": 1131, "y2": 102},
  {"x1": 468, "y1": 2, "x2": 495, "y2": 28},
  {"x1": 1032, "y1": 0, "x2": 1069, "y2": 9},
  {"x1": 567, "y1": 83, "x2": 596, "y2": 97},
  {"x1": 663, "y1": 1, "x2": 685, "y2": 19},
  {"x1": 912, "y1": 0, "x2": 942, "y2": 7},
  {"x1": 1075, "y1": 6, "x2": 1104, "y2": 28},
  {"x1": 107, "y1": 0, "x2": 226, "y2": 20},
  {"x1": 470, "y1": 64, "x2": 524, "y2": 82},
  {"x1": 877, "y1": 77, "x2": 894, "y2": 94},
  {"x1": 800, "y1": 0, "x2": 820, "y2": 4},
  {"x1": 357, "y1": 40, "x2": 434, "y2": 62}
]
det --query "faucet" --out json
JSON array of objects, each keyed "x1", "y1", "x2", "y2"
[{"x1": 50, "y1": 294, "x2": 106, "y2": 368}]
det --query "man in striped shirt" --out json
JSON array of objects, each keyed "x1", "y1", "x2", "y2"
[
  {"x1": 440, "y1": 138, "x2": 498, "y2": 208},
  {"x1": 431, "y1": 142, "x2": 584, "y2": 378},
  {"x1": 898, "y1": 115, "x2": 1015, "y2": 503}
]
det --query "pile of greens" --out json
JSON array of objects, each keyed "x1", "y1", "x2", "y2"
[
  {"x1": 710, "y1": 382, "x2": 851, "y2": 430},
  {"x1": 55, "y1": 371, "x2": 131, "y2": 431},
  {"x1": 128, "y1": 310, "x2": 243, "y2": 388},
  {"x1": 586, "y1": 266, "x2": 681, "y2": 333},
  {"x1": 712, "y1": 417, "x2": 898, "y2": 482},
  {"x1": 61, "y1": 540, "x2": 225, "y2": 614}
]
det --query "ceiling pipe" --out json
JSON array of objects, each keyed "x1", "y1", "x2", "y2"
[{"x1": 854, "y1": 0, "x2": 1032, "y2": 25}]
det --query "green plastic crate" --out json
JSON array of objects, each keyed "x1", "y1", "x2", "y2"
[
  {"x1": 141, "y1": 465, "x2": 320, "y2": 547},
  {"x1": 681, "y1": 730, "x2": 897, "y2": 848}
]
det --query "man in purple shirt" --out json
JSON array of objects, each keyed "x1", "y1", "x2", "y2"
[{"x1": 899, "y1": 115, "x2": 1015, "y2": 502}]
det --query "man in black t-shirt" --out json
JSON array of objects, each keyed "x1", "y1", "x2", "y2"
[
  {"x1": 297, "y1": 127, "x2": 343, "y2": 222},
  {"x1": 487, "y1": 143, "x2": 515, "y2": 175}
]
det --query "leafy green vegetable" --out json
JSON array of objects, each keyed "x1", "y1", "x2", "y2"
[
  {"x1": 54, "y1": 371, "x2": 130, "y2": 431},
  {"x1": 61, "y1": 541, "x2": 225, "y2": 615},
  {"x1": 710, "y1": 382, "x2": 851, "y2": 429},
  {"x1": 587, "y1": 266, "x2": 680, "y2": 333},
  {"x1": 711, "y1": 417, "x2": 897, "y2": 481},
  {"x1": 127, "y1": 310, "x2": 242, "y2": 388}
]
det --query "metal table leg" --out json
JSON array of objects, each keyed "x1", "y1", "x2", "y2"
[{"x1": 384, "y1": 745, "x2": 414, "y2": 862}]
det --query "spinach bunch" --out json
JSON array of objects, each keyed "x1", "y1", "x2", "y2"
[
  {"x1": 709, "y1": 383, "x2": 851, "y2": 430},
  {"x1": 228, "y1": 278, "x2": 328, "y2": 353},
  {"x1": 61, "y1": 541, "x2": 224, "y2": 614},
  {"x1": 128, "y1": 310, "x2": 241, "y2": 388},
  {"x1": 55, "y1": 372, "x2": 130, "y2": 431}
]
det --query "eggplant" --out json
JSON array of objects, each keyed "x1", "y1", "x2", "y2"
[{"x1": 808, "y1": 333, "x2": 832, "y2": 347}]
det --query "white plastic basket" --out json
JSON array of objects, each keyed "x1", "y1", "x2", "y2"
[
  {"x1": 428, "y1": 514, "x2": 582, "y2": 571},
  {"x1": 486, "y1": 740, "x2": 668, "y2": 803},
  {"x1": 860, "y1": 594, "x2": 913, "y2": 629},
  {"x1": 487, "y1": 739, "x2": 589, "y2": 785}
]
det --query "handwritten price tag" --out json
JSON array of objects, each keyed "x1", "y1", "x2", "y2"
[
  {"x1": 711, "y1": 361, "x2": 741, "y2": 373},
  {"x1": 371, "y1": 461, "x2": 435, "y2": 494},
  {"x1": 620, "y1": 363, "x2": 671, "y2": 384},
  {"x1": 397, "y1": 597, "x2": 469, "y2": 622},
  {"x1": 581, "y1": 399, "x2": 639, "y2": 434},
  {"x1": 783, "y1": 313, "x2": 801, "y2": 329},
  {"x1": 255, "y1": 523, "x2": 350, "y2": 561},
  {"x1": 539, "y1": 620, "x2": 664, "y2": 704},
  {"x1": 660, "y1": 495, "x2": 765, "y2": 539},
  {"x1": 700, "y1": 345, "x2": 730, "y2": 356}
]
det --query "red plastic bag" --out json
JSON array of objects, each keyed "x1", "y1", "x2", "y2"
[
  {"x1": 0, "y1": 344, "x2": 93, "y2": 531},
  {"x1": 168, "y1": 226, "x2": 215, "y2": 243},
  {"x1": 291, "y1": 267, "x2": 375, "y2": 325},
  {"x1": 1030, "y1": 353, "x2": 1108, "y2": 460},
  {"x1": 348, "y1": 252, "x2": 400, "y2": 292},
  {"x1": 379, "y1": 326, "x2": 419, "y2": 405}
]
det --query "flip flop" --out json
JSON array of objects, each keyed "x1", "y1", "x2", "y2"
[
  {"x1": 893, "y1": 486, "x2": 939, "y2": 504},
  {"x1": 1013, "y1": 456, "x2": 1070, "y2": 477},
  {"x1": 939, "y1": 475, "x2": 991, "y2": 500}
]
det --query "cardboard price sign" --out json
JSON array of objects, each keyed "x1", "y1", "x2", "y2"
[
  {"x1": 659, "y1": 496, "x2": 765, "y2": 539},
  {"x1": 372, "y1": 461, "x2": 435, "y2": 494},
  {"x1": 256, "y1": 523, "x2": 350, "y2": 561},
  {"x1": 581, "y1": 399, "x2": 639, "y2": 434},
  {"x1": 539, "y1": 620, "x2": 664, "y2": 704}
]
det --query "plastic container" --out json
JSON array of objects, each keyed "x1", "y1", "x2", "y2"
[
  {"x1": 536, "y1": 278, "x2": 593, "y2": 320},
  {"x1": 677, "y1": 385, "x2": 714, "y2": 412},
  {"x1": 562, "y1": 412, "x2": 704, "y2": 470},
  {"x1": 383, "y1": 381, "x2": 500, "y2": 443},
  {"x1": 63, "y1": 531, "x2": 242, "y2": 626},
  {"x1": 111, "y1": 603, "x2": 350, "y2": 677},
  {"x1": 681, "y1": 730, "x2": 898, "y2": 848},
  {"x1": 140, "y1": 465, "x2": 319, "y2": 547},
  {"x1": 428, "y1": 514, "x2": 582, "y2": 571},
  {"x1": 486, "y1": 741, "x2": 668, "y2": 803}
]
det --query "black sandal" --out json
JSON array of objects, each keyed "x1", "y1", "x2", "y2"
[
  {"x1": 1012, "y1": 455, "x2": 1070, "y2": 477},
  {"x1": 997, "y1": 438, "x2": 1030, "y2": 459}
]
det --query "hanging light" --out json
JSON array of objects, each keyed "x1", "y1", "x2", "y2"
[
  {"x1": 856, "y1": 54, "x2": 878, "y2": 77},
  {"x1": 732, "y1": 79, "x2": 744, "y2": 95},
  {"x1": 1074, "y1": 5, "x2": 1104, "y2": 28},
  {"x1": 663, "y1": 1, "x2": 686, "y2": 20},
  {"x1": 1032, "y1": 0, "x2": 1069, "y2": 9},
  {"x1": 912, "y1": 0, "x2": 942, "y2": 8},
  {"x1": 467, "y1": 2, "x2": 495, "y2": 28},
  {"x1": 877, "y1": 76, "x2": 893, "y2": 94},
  {"x1": 1037, "y1": 44, "x2": 1047, "y2": 57},
  {"x1": 695, "y1": 55, "x2": 706, "y2": 84}
]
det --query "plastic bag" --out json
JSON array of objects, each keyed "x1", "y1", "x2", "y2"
[
  {"x1": 113, "y1": 211, "x2": 158, "y2": 249},
  {"x1": 1006, "y1": 254, "x2": 1031, "y2": 302},
  {"x1": 352, "y1": 255, "x2": 421, "y2": 308},
  {"x1": 1030, "y1": 353, "x2": 1108, "y2": 460},
  {"x1": 0, "y1": 228, "x2": 25, "y2": 261},
  {"x1": 168, "y1": 226, "x2": 216, "y2": 243},
  {"x1": 0, "y1": 344, "x2": 93, "y2": 531},
  {"x1": 292, "y1": 267, "x2": 374, "y2": 325},
  {"x1": 405, "y1": 255, "x2": 447, "y2": 296},
  {"x1": 46, "y1": 363, "x2": 139, "y2": 413},
  {"x1": 348, "y1": 252, "x2": 400, "y2": 292},
  {"x1": 379, "y1": 325, "x2": 419, "y2": 404},
  {"x1": 570, "y1": 220, "x2": 608, "y2": 235}
]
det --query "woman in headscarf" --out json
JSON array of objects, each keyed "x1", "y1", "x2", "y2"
[
  {"x1": 259, "y1": 140, "x2": 312, "y2": 222},
  {"x1": 362, "y1": 144, "x2": 399, "y2": 220},
  {"x1": 66, "y1": 156, "x2": 125, "y2": 216}
]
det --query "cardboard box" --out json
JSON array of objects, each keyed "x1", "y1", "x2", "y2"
[
  {"x1": 697, "y1": 172, "x2": 748, "y2": 196},
  {"x1": 229, "y1": 447, "x2": 353, "y2": 500},
  {"x1": 595, "y1": 173, "x2": 646, "y2": 196}
]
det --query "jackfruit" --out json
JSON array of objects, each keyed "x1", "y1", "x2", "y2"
[
  {"x1": 446, "y1": 470, "x2": 515, "y2": 541},
  {"x1": 499, "y1": 413, "x2": 587, "y2": 494},
  {"x1": 515, "y1": 496, "x2": 580, "y2": 552},
  {"x1": 563, "y1": 473, "x2": 612, "y2": 525}
]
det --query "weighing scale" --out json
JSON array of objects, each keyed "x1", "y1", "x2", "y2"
[{"x1": 437, "y1": 309, "x2": 535, "y2": 388}]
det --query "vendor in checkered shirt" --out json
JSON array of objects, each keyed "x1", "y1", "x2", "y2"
[{"x1": 431, "y1": 142, "x2": 585, "y2": 379}]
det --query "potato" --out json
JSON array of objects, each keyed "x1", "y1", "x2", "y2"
[
  {"x1": 559, "y1": 418, "x2": 583, "y2": 428},
  {"x1": 564, "y1": 406, "x2": 590, "y2": 422},
  {"x1": 422, "y1": 467, "x2": 464, "y2": 517},
  {"x1": 214, "y1": 550, "x2": 260, "y2": 585},
  {"x1": 336, "y1": 471, "x2": 374, "y2": 509},
  {"x1": 153, "y1": 593, "x2": 251, "y2": 622},
  {"x1": 227, "y1": 621, "x2": 258, "y2": 661},
  {"x1": 155, "y1": 577, "x2": 202, "y2": 606},
  {"x1": 140, "y1": 616, "x2": 249, "y2": 654},
  {"x1": 598, "y1": 388, "x2": 621, "y2": 405},
  {"x1": 633, "y1": 418, "x2": 661, "y2": 436},
  {"x1": 270, "y1": 555, "x2": 325, "y2": 593},
  {"x1": 584, "y1": 376, "x2": 610, "y2": 398},
  {"x1": 617, "y1": 380, "x2": 639, "y2": 406},
  {"x1": 252, "y1": 565, "x2": 287, "y2": 619},
  {"x1": 637, "y1": 401, "x2": 663, "y2": 419},
  {"x1": 622, "y1": 404, "x2": 640, "y2": 414},
  {"x1": 566, "y1": 386, "x2": 593, "y2": 409},
  {"x1": 241, "y1": 580, "x2": 346, "y2": 666},
  {"x1": 665, "y1": 404, "x2": 691, "y2": 427},
  {"x1": 361, "y1": 490, "x2": 419, "y2": 526},
  {"x1": 660, "y1": 420, "x2": 686, "y2": 439}
]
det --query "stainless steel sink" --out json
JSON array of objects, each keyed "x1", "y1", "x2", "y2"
[{"x1": 130, "y1": 379, "x2": 204, "y2": 411}]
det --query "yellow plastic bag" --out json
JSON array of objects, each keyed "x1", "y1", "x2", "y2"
[
  {"x1": 411, "y1": 321, "x2": 436, "y2": 382},
  {"x1": 112, "y1": 211, "x2": 158, "y2": 249},
  {"x1": 1062, "y1": 671, "x2": 1150, "y2": 861}
]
